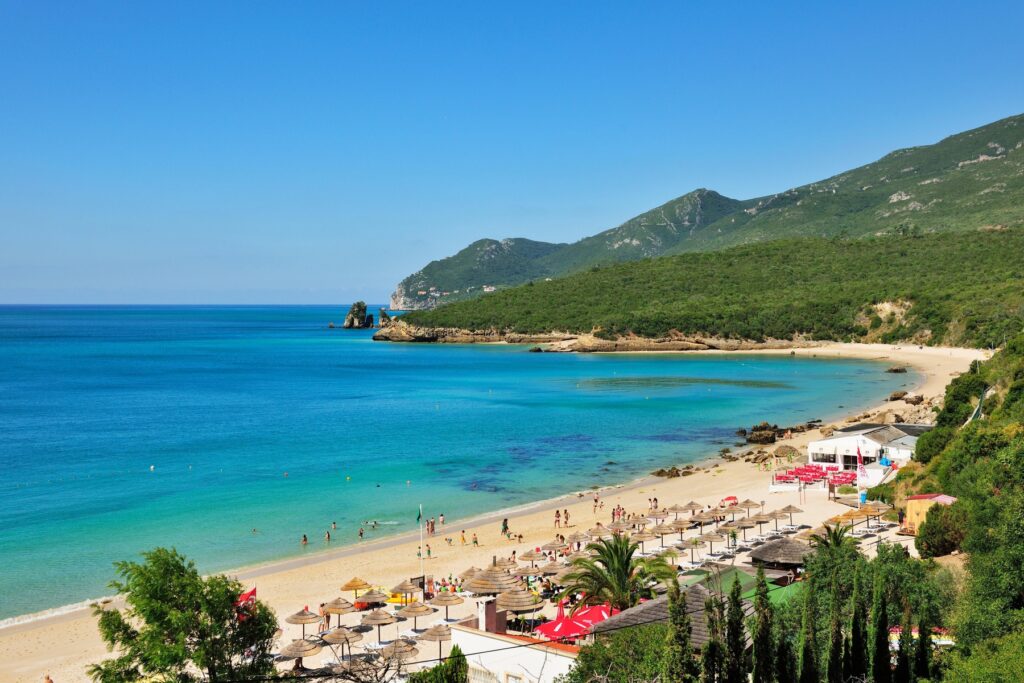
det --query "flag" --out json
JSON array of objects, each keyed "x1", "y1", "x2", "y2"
[
  {"x1": 856, "y1": 445, "x2": 867, "y2": 482},
  {"x1": 416, "y1": 505, "x2": 422, "y2": 523},
  {"x1": 235, "y1": 587, "x2": 257, "y2": 621}
]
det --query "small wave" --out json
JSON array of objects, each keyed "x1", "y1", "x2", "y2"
[{"x1": 0, "y1": 593, "x2": 117, "y2": 630}]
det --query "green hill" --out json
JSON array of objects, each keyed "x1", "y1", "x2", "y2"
[
  {"x1": 391, "y1": 113, "x2": 1024, "y2": 309},
  {"x1": 401, "y1": 229, "x2": 1024, "y2": 349}
]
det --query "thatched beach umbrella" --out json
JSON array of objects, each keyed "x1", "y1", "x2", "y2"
[
  {"x1": 519, "y1": 549, "x2": 546, "y2": 566},
  {"x1": 429, "y1": 591, "x2": 464, "y2": 620},
  {"x1": 541, "y1": 539, "x2": 567, "y2": 552},
  {"x1": 565, "y1": 531, "x2": 591, "y2": 547},
  {"x1": 677, "y1": 537, "x2": 706, "y2": 564},
  {"x1": 331, "y1": 656, "x2": 377, "y2": 678},
  {"x1": 647, "y1": 510, "x2": 668, "y2": 522},
  {"x1": 465, "y1": 562, "x2": 522, "y2": 595},
  {"x1": 322, "y1": 597, "x2": 354, "y2": 628},
  {"x1": 492, "y1": 556, "x2": 518, "y2": 571},
  {"x1": 459, "y1": 566, "x2": 480, "y2": 581},
  {"x1": 717, "y1": 522, "x2": 738, "y2": 548},
  {"x1": 565, "y1": 550, "x2": 593, "y2": 562},
  {"x1": 692, "y1": 511, "x2": 716, "y2": 533},
  {"x1": 670, "y1": 518, "x2": 692, "y2": 541},
  {"x1": 768, "y1": 509, "x2": 791, "y2": 531},
  {"x1": 554, "y1": 564, "x2": 576, "y2": 583},
  {"x1": 380, "y1": 638, "x2": 419, "y2": 661},
  {"x1": 280, "y1": 637, "x2": 322, "y2": 661},
  {"x1": 358, "y1": 589, "x2": 390, "y2": 606},
  {"x1": 750, "y1": 512, "x2": 773, "y2": 535},
  {"x1": 606, "y1": 521, "x2": 631, "y2": 534},
  {"x1": 735, "y1": 517, "x2": 757, "y2": 542},
  {"x1": 630, "y1": 530, "x2": 657, "y2": 553},
  {"x1": 738, "y1": 498, "x2": 762, "y2": 517},
  {"x1": 682, "y1": 501, "x2": 704, "y2": 514},
  {"x1": 665, "y1": 503, "x2": 689, "y2": 519},
  {"x1": 587, "y1": 525, "x2": 612, "y2": 539},
  {"x1": 398, "y1": 600, "x2": 435, "y2": 630},
  {"x1": 700, "y1": 532, "x2": 727, "y2": 555},
  {"x1": 341, "y1": 577, "x2": 371, "y2": 599},
  {"x1": 514, "y1": 565, "x2": 540, "y2": 578},
  {"x1": 418, "y1": 623, "x2": 452, "y2": 660},
  {"x1": 778, "y1": 504, "x2": 804, "y2": 527},
  {"x1": 723, "y1": 504, "x2": 743, "y2": 521},
  {"x1": 536, "y1": 560, "x2": 562, "y2": 576},
  {"x1": 361, "y1": 608, "x2": 397, "y2": 642},
  {"x1": 391, "y1": 579, "x2": 419, "y2": 605},
  {"x1": 322, "y1": 626, "x2": 362, "y2": 659},
  {"x1": 285, "y1": 607, "x2": 321, "y2": 639},
  {"x1": 496, "y1": 587, "x2": 543, "y2": 614},
  {"x1": 651, "y1": 522, "x2": 673, "y2": 543}
]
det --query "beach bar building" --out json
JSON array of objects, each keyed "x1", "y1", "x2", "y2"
[
  {"x1": 903, "y1": 493, "x2": 958, "y2": 535},
  {"x1": 806, "y1": 423, "x2": 932, "y2": 486}
]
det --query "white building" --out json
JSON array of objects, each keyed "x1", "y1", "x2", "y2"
[
  {"x1": 807, "y1": 423, "x2": 932, "y2": 485},
  {"x1": 451, "y1": 623, "x2": 577, "y2": 683}
]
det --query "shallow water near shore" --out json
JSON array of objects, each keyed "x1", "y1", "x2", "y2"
[{"x1": 0, "y1": 305, "x2": 916, "y2": 620}]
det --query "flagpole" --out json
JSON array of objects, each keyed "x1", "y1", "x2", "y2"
[{"x1": 419, "y1": 503, "x2": 424, "y2": 580}]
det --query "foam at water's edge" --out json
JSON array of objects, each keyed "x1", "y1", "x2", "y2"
[{"x1": 0, "y1": 594, "x2": 116, "y2": 631}]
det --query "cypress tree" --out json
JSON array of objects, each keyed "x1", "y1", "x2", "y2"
[
  {"x1": 751, "y1": 567, "x2": 774, "y2": 683},
  {"x1": 701, "y1": 594, "x2": 726, "y2": 683},
  {"x1": 798, "y1": 589, "x2": 819, "y2": 683},
  {"x1": 914, "y1": 611, "x2": 932, "y2": 680},
  {"x1": 827, "y1": 610, "x2": 844, "y2": 683},
  {"x1": 663, "y1": 581, "x2": 700, "y2": 683},
  {"x1": 893, "y1": 609, "x2": 913, "y2": 683},
  {"x1": 849, "y1": 571, "x2": 868, "y2": 681},
  {"x1": 725, "y1": 578, "x2": 747, "y2": 683},
  {"x1": 872, "y1": 585, "x2": 891, "y2": 683},
  {"x1": 776, "y1": 631, "x2": 797, "y2": 683}
]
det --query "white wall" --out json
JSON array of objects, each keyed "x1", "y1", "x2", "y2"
[{"x1": 451, "y1": 625, "x2": 577, "y2": 683}]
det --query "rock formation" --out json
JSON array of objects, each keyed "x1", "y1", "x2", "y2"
[{"x1": 342, "y1": 301, "x2": 372, "y2": 329}]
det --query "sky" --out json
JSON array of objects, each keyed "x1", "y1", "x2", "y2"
[{"x1": 1, "y1": 1, "x2": 1023, "y2": 304}]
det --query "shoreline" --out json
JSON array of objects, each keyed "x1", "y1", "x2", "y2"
[{"x1": 0, "y1": 342, "x2": 988, "y2": 682}]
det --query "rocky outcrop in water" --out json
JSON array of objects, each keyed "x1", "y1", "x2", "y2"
[{"x1": 343, "y1": 301, "x2": 373, "y2": 329}]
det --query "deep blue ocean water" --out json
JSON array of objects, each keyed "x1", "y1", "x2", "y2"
[{"x1": 0, "y1": 306, "x2": 917, "y2": 620}]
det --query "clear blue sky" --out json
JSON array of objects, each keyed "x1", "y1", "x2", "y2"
[{"x1": 2, "y1": 1, "x2": 1022, "y2": 304}]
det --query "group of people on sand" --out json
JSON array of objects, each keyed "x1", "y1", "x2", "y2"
[
  {"x1": 553, "y1": 508, "x2": 571, "y2": 528},
  {"x1": 424, "y1": 514, "x2": 444, "y2": 536}
]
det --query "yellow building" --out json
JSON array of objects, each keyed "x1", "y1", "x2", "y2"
[{"x1": 903, "y1": 493, "x2": 957, "y2": 534}]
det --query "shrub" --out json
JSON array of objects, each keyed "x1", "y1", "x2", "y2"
[
  {"x1": 915, "y1": 426, "x2": 955, "y2": 464},
  {"x1": 915, "y1": 502, "x2": 967, "y2": 558}
]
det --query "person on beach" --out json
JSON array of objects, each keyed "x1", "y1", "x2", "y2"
[
  {"x1": 426, "y1": 544, "x2": 432, "y2": 559},
  {"x1": 440, "y1": 513, "x2": 445, "y2": 526},
  {"x1": 554, "y1": 510, "x2": 561, "y2": 528},
  {"x1": 460, "y1": 530, "x2": 467, "y2": 545},
  {"x1": 472, "y1": 533, "x2": 479, "y2": 546},
  {"x1": 358, "y1": 527, "x2": 364, "y2": 540},
  {"x1": 417, "y1": 546, "x2": 422, "y2": 559},
  {"x1": 564, "y1": 509, "x2": 570, "y2": 527},
  {"x1": 501, "y1": 518, "x2": 509, "y2": 536},
  {"x1": 301, "y1": 534, "x2": 308, "y2": 545}
]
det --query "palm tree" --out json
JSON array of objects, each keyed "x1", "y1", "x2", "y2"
[
  {"x1": 809, "y1": 523, "x2": 855, "y2": 550},
  {"x1": 558, "y1": 535, "x2": 677, "y2": 611}
]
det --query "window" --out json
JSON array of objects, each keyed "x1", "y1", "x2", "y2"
[{"x1": 505, "y1": 675, "x2": 525, "y2": 683}]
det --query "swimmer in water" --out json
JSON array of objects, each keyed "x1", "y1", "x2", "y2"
[
  {"x1": 325, "y1": 531, "x2": 331, "y2": 542},
  {"x1": 301, "y1": 534, "x2": 308, "y2": 545}
]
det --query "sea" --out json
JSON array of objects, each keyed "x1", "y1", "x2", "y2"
[{"x1": 0, "y1": 305, "x2": 917, "y2": 621}]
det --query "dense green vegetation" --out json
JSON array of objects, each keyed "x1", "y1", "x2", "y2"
[
  {"x1": 405, "y1": 229, "x2": 1024, "y2": 348},
  {"x1": 395, "y1": 113, "x2": 1024, "y2": 308}
]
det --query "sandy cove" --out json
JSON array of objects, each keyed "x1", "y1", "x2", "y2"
[{"x1": 0, "y1": 343, "x2": 988, "y2": 683}]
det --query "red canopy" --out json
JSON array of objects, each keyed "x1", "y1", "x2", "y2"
[{"x1": 534, "y1": 601, "x2": 619, "y2": 641}]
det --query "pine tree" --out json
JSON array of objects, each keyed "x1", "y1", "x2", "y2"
[
  {"x1": 849, "y1": 571, "x2": 868, "y2": 682},
  {"x1": 798, "y1": 589, "x2": 819, "y2": 683},
  {"x1": 914, "y1": 611, "x2": 932, "y2": 680},
  {"x1": 893, "y1": 609, "x2": 913, "y2": 683},
  {"x1": 663, "y1": 581, "x2": 700, "y2": 683},
  {"x1": 872, "y1": 585, "x2": 892, "y2": 683},
  {"x1": 725, "y1": 577, "x2": 748, "y2": 683},
  {"x1": 751, "y1": 567, "x2": 774, "y2": 683},
  {"x1": 701, "y1": 594, "x2": 726, "y2": 683}
]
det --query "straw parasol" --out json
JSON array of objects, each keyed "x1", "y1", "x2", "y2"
[
  {"x1": 464, "y1": 563, "x2": 522, "y2": 595},
  {"x1": 398, "y1": 601, "x2": 435, "y2": 630},
  {"x1": 519, "y1": 549, "x2": 546, "y2": 566},
  {"x1": 341, "y1": 577, "x2": 371, "y2": 598},
  {"x1": 496, "y1": 588, "x2": 543, "y2": 614},
  {"x1": 750, "y1": 512, "x2": 773, "y2": 534},
  {"x1": 492, "y1": 556, "x2": 518, "y2": 571},
  {"x1": 566, "y1": 550, "x2": 593, "y2": 562},
  {"x1": 606, "y1": 521, "x2": 631, "y2": 534},
  {"x1": 681, "y1": 501, "x2": 704, "y2": 514},
  {"x1": 749, "y1": 538, "x2": 813, "y2": 567},
  {"x1": 429, "y1": 591, "x2": 464, "y2": 620},
  {"x1": 677, "y1": 537, "x2": 706, "y2": 563},
  {"x1": 692, "y1": 511, "x2": 716, "y2": 532},
  {"x1": 541, "y1": 539, "x2": 567, "y2": 552},
  {"x1": 361, "y1": 609, "x2": 397, "y2": 642},
  {"x1": 459, "y1": 566, "x2": 480, "y2": 581},
  {"x1": 670, "y1": 518, "x2": 692, "y2": 540},
  {"x1": 322, "y1": 597, "x2": 354, "y2": 628},
  {"x1": 279, "y1": 637, "x2": 322, "y2": 661},
  {"x1": 380, "y1": 638, "x2": 419, "y2": 661},
  {"x1": 587, "y1": 524, "x2": 611, "y2": 538},
  {"x1": 418, "y1": 623, "x2": 451, "y2": 660},
  {"x1": 665, "y1": 503, "x2": 689, "y2": 519},
  {"x1": 565, "y1": 531, "x2": 591, "y2": 545},
  {"x1": 717, "y1": 522, "x2": 738, "y2": 548},
  {"x1": 331, "y1": 656, "x2": 378, "y2": 677},
  {"x1": 700, "y1": 532, "x2": 727, "y2": 555},
  {"x1": 321, "y1": 626, "x2": 362, "y2": 659},
  {"x1": 630, "y1": 530, "x2": 656, "y2": 552},
  {"x1": 778, "y1": 504, "x2": 804, "y2": 526},
  {"x1": 514, "y1": 565, "x2": 540, "y2": 578},
  {"x1": 796, "y1": 526, "x2": 828, "y2": 541},
  {"x1": 647, "y1": 510, "x2": 668, "y2": 521},
  {"x1": 767, "y1": 509, "x2": 790, "y2": 531},
  {"x1": 651, "y1": 522, "x2": 674, "y2": 542},
  {"x1": 554, "y1": 565, "x2": 576, "y2": 583},
  {"x1": 391, "y1": 579, "x2": 420, "y2": 605},
  {"x1": 738, "y1": 498, "x2": 762, "y2": 516},
  {"x1": 723, "y1": 504, "x2": 743, "y2": 520},
  {"x1": 536, "y1": 560, "x2": 562, "y2": 576},
  {"x1": 358, "y1": 589, "x2": 390, "y2": 606},
  {"x1": 285, "y1": 607, "x2": 321, "y2": 638},
  {"x1": 734, "y1": 517, "x2": 757, "y2": 542}
]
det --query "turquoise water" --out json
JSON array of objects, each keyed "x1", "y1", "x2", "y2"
[{"x1": 0, "y1": 306, "x2": 916, "y2": 620}]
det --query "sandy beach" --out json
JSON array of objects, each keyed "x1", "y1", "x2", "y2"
[{"x1": 0, "y1": 342, "x2": 988, "y2": 682}]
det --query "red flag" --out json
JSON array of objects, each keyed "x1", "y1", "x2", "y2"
[
  {"x1": 236, "y1": 587, "x2": 257, "y2": 621},
  {"x1": 856, "y1": 446, "x2": 867, "y2": 483}
]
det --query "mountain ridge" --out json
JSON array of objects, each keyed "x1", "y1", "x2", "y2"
[{"x1": 391, "y1": 113, "x2": 1024, "y2": 310}]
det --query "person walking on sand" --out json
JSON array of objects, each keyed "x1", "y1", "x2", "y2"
[
  {"x1": 564, "y1": 509, "x2": 570, "y2": 527},
  {"x1": 554, "y1": 510, "x2": 561, "y2": 528},
  {"x1": 460, "y1": 530, "x2": 467, "y2": 546},
  {"x1": 501, "y1": 518, "x2": 509, "y2": 536},
  {"x1": 472, "y1": 533, "x2": 479, "y2": 546},
  {"x1": 426, "y1": 543, "x2": 432, "y2": 559}
]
